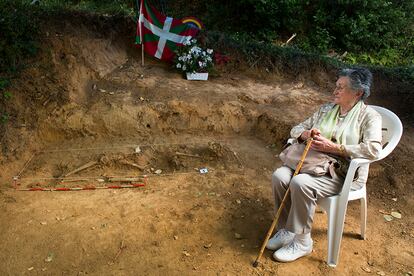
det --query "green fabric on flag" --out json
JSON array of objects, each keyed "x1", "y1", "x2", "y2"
[
  {"x1": 170, "y1": 23, "x2": 189, "y2": 34},
  {"x1": 137, "y1": 33, "x2": 159, "y2": 45},
  {"x1": 144, "y1": 0, "x2": 163, "y2": 29},
  {"x1": 143, "y1": 33, "x2": 160, "y2": 42},
  {"x1": 166, "y1": 40, "x2": 178, "y2": 51}
]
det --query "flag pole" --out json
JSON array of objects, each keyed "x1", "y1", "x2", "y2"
[{"x1": 138, "y1": 0, "x2": 145, "y2": 66}]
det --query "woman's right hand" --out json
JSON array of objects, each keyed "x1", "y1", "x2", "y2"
[{"x1": 300, "y1": 128, "x2": 321, "y2": 141}]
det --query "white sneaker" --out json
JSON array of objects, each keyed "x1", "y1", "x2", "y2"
[
  {"x1": 266, "y1": 229, "x2": 295, "y2": 250},
  {"x1": 273, "y1": 237, "x2": 313, "y2": 262}
]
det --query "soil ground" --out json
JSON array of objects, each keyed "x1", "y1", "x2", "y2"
[{"x1": 0, "y1": 17, "x2": 413, "y2": 275}]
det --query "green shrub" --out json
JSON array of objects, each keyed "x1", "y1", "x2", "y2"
[
  {"x1": 205, "y1": 30, "x2": 414, "y2": 86},
  {"x1": 0, "y1": 0, "x2": 40, "y2": 124},
  {"x1": 33, "y1": 0, "x2": 134, "y2": 15},
  {"x1": 170, "y1": 0, "x2": 414, "y2": 66},
  {"x1": 0, "y1": 0, "x2": 40, "y2": 74}
]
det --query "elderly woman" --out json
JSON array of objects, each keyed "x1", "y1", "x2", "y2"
[{"x1": 267, "y1": 68, "x2": 382, "y2": 262}]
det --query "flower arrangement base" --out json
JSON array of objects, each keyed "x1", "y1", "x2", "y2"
[{"x1": 186, "y1": 72, "x2": 209, "y2": 81}]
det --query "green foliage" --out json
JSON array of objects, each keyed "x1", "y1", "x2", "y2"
[
  {"x1": 169, "y1": 0, "x2": 281, "y2": 42},
  {"x1": 379, "y1": 66, "x2": 414, "y2": 84},
  {"x1": 0, "y1": 78, "x2": 11, "y2": 124},
  {"x1": 3, "y1": 91, "x2": 12, "y2": 101},
  {"x1": 0, "y1": 113, "x2": 9, "y2": 124},
  {"x1": 205, "y1": 30, "x2": 414, "y2": 86},
  {"x1": 0, "y1": 0, "x2": 40, "y2": 74},
  {"x1": 34, "y1": 0, "x2": 134, "y2": 16},
  {"x1": 345, "y1": 48, "x2": 414, "y2": 67},
  {"x1": 0, "y1": 0, "x2": 39, "y2": 125},
  {"x1": 172, "y1": 0, "x2": 414, "y2": 67},
  {"x1": 204, "y1": 31, "x2": 341, "y2": 76},
  {"x1": 0, "y1": 79, "x2": 10, "y2": 91}
]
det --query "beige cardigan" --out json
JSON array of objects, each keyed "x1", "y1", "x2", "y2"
[{"x1": 290, "y1": 102, "x2": 382, "y2": 190}]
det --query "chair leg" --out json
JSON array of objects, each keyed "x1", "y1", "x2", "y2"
[
  {"x1": 325, "y1": 202, "x2": 338, "y2": 267},
  {"x1": 360, "y1": 196, "x2": 367, "y2": 240},
  {"x1": 326, "y1": 198, "x2": 350, "y2": 267}
]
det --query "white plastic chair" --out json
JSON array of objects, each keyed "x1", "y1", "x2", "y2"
[{"x1": 317, "y1": 105, "x2": 403, "y2": 267}]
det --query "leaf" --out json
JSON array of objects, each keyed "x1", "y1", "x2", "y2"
[
  {"x1": 383, "y1": 215, "x2": 393, "y2": 222},
  {"x1": 391, "y1": 211, "x2": 402, "y2": 219},
  {"x1": 3, "y1": 91, "x2": 12, "y2": 100}
]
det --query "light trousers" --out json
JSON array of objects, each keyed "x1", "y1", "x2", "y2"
[{"x1": 271, "y1": 166, "x2": 344, "y2": 234}]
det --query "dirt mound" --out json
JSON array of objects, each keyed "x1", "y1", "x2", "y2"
[{"x1": 0, "y1": 16, "x2": 413, "y2": 275}]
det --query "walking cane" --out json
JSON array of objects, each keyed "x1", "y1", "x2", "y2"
[{"x1": 253, "y1": 136, "x2": 314, "y2": 267}]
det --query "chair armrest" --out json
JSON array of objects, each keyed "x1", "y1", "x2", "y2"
[
  {"x1": 349, "y1": 158, "x2": 371, "y2": 166},
  {"x1": 287, "y1": 138, "x2": 295, "y2": 145},
  {"x1": 339, "y1": 158, "x2": 370, "y2": 196}
]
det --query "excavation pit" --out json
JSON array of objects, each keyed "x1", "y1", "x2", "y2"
[{"x1": 14, "y1": 142, "x2": 244, "y2": 190}]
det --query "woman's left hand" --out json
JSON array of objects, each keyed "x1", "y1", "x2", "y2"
[{"x1": 310, "y1": 134, "x2": 338, "y2": 153}]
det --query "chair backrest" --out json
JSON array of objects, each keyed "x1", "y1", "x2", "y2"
[{"x1": 369, "y1": 105, "x2": 403, "y2": 161}]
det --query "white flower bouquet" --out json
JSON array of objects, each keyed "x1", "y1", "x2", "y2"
[{"x1": 174, "y1": 38, "x2": 214, "y2": 74}]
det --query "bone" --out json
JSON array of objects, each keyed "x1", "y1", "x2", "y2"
[{"x1": 64, "y1": 161, "x2": 97, "y2": 177}]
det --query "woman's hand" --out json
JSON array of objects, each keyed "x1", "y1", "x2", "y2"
[
  {"x1": 300, "y1": 128, "x2": 321, "y2": 141},
  {"x1": 311, "y1": 134, "x2": 341, "y2": 154}
]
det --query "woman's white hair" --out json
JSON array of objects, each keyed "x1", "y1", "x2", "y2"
[{"x1": 338, "y1": 68, "x2": 373, "y2": 100}]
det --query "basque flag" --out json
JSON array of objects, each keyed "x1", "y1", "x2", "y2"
[{"x1": 135, "y1": 0, "x2": 199, "y2": 61}]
